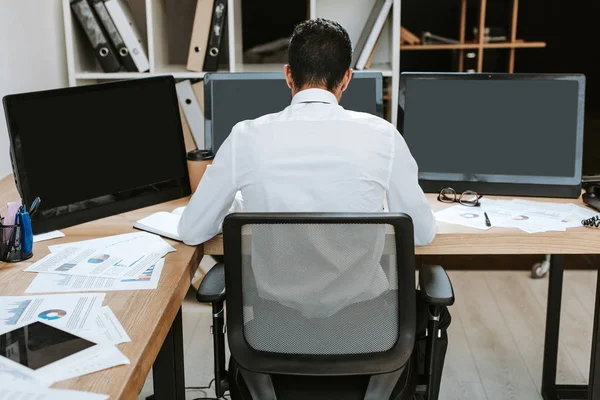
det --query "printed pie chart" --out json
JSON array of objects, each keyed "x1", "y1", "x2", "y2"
[
  {"x1": 38, "y1": 309, "x2": 67, "y2": 320},
  {"x1": 460, "y1": 213, "x2": 479, "y2": 219}
]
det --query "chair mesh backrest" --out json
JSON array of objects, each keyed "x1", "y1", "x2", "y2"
[{"x1": 240, "y1": 223, "x2": 399, "y2": 356}]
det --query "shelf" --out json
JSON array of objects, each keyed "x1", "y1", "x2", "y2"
[
  {"x1": 74, "y1": 64, "x2": 232, "y2": 80},
  {"x1": 153, "y1": 64, "x2": 213, "y2": 78},
  {"x1": 231, "y1": 63, "x2": 286, "y2": 73},
  {"x1": 75, "y1": 71, "x2": 206, "y2": 80},
  {"x1": 231, "y1": 62, "x2": 393, "y2": 77},
  {"x1": 73, "y1": 61, "x2": 397, "y2": 81},
  {"x1": 362, "y1": 63, "x2": 393, "y2": 77},
  {"x1": 75, "y1": 71, "x2": 156, "y2": 80},
  {"x1": 401, "y1": 41, "x2": 547, "y2": 51},
  {"x1": 65, "y1": 0, "x2": 402, "y2": 124}
]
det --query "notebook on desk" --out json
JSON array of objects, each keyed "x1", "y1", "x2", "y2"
[{"x1": 133, "y1": 207, "x2": 185, "y2": 241}]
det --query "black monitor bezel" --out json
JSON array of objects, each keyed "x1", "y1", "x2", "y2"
[
  {"x1": 2, "y1": 75, "x2": 191, "y2": 234},
  {"x1": 203, "y1": 71, "x2": 384, "y2": 154},
  {"x1": 398, "y1": 72, "x2": 586, "y2": 198}
]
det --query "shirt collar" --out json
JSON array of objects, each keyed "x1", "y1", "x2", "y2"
[{"x1": 290, "y1": 88, "x2": 339, "y2": 106}]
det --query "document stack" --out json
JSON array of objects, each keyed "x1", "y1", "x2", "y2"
[
  {"x1": 23, "y1": 232, "x2": 174, "y2": 293},
  {"x1": 70, "y1": 0, "x2": 149, "y2": 72}
]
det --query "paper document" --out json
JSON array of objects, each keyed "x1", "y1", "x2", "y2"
[
  {"x1": 434, "y1": 205, "x2": 492, "y2": 230},
  {"x1": 0, "y1": 293, "x2": 105, "y2": 333},
  {"x1": 0, "y1": 341, "x2": 129, "y2": 387},
  {"x1": 48, "y1": 231, "x2": 175, "y2": 255},
  {"x1": 24, "y1": 258, "x2": 165, "y2": 293},
  {"x1": 83, "y1": 306, "x2": 130, "y2": 345},
  {"x1": 0, "y1": 357, "x2": 52, "y2": 387},
  {"x1": 25, "y1": 246, "x2": 169, "y2": 279},
  {"x1": 436, "y1": 198, "x2": 598, "y2": 233},
  {"x1": 35, "y1": 344, "x2": 129, "y2": 384},
  {"x1": 0, "y1": 386, "x2": 108, "y2": 400},
  {"x1": 33, "y1": 231, "x2": 65, "y2": 243}
]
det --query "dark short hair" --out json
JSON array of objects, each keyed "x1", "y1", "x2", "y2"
[{"x1": 288, "y1": 18, "x2": 352, "y2": 91}]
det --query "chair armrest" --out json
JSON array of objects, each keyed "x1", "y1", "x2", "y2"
[
  {"x1": 196, "y1": 263, "x2": 226, "y2": 303},
  {"x1": 419, "y1": 264, "x2": 455, "y2": 306}
]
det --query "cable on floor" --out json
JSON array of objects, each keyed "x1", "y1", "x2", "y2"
[
  {"x1": 186, "y1": 378, "x2": 215, "y2": 391},
  {"x1": 188, "y1": 379, "x2": 231, "y2": 400}
]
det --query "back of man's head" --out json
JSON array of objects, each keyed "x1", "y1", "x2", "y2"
[{"x1": 288, "y1": 18, "x2": 352, "y2": 91}]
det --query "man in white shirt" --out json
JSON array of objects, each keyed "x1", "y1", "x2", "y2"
[
  {"x1": 178, "y1": 18, "x2": 450, "y2": 386},
  {"x1": 177, "y1": 34, "x2": 436, "y2": 247}
]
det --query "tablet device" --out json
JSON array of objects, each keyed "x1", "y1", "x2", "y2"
[{"x1": 0, "y1": 321, "x2": 95, "y2": 370}]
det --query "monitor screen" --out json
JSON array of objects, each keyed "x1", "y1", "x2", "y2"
[
  {"x1": 398, "y1": 73, "x2": 585, "y2": 197},
  {"x1": 3, "y1": 76, "x2": 191, "y2": 233},
  {"x1": 204, "y1": 71, "x2": 384, "y2": 154}
]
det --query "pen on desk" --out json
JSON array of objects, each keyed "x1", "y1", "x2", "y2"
[{"x1": 484, "y1": 212, "x2": 491, "y2": 227}]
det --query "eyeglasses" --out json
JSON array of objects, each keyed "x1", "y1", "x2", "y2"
[{"x1": 438, "y1": 187, "x2": 483, "y2": 207}]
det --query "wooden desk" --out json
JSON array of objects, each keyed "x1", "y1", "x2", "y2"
[
  {"x1": 201, "y1": 193, "x2": 600, "y2": 400},
  {"x1": 0, "y1": 176, "x2": 200, "y2": 400},
  {"x1": 203, "y1": 193, "x2": 600, "y2": 255}
]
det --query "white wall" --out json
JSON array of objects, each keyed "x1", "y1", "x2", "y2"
[{"x1": 0, "y1": 0, "x2": 67, "y2": 179}]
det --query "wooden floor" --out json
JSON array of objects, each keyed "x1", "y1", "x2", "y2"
[{"x1": 138, "y1": 269, "x2": 597, "y2": 400}]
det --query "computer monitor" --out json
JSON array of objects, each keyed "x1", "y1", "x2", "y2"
[
  {"x1": 203, "y1": 71, "x2": 384, "y2": 154},
  {"x1": 3, "y1": 76, "x2": 191, "y2": 234},
  {"x1": 398, "y1": 72, "x2": 585, "y2": 198}
]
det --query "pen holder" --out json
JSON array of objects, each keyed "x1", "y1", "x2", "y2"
[{"x1": 0, "y1": 217, "x2": 33, "y2": 262}]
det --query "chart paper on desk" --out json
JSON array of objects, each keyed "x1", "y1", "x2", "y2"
[
  {"x1": 24, "y1": 258, "x2": 165, "y2": 293},
  {"x1": 48, "y1": 231, "x2": 175, "y2": 254},
  {"x1": 0, "y1": 293, "x2": 105, "y2": 334},
  {"x1": 0, "y1": 357, "x2": 51, "y2": 387},
  {"x1": 82, "y1": 306, "x2": 131, "y2": 345},
  {"x1": 0, "y1": 341, "x2": 129, "y2": 388},
  {"x1": 33, "y1": 344, "x2": 129, "y2": 384},
  {"x1": 24, "y1": 246, "x2": 168, "y2": 279},
  {"x1": 436, "y1": 198, "x2": 598, "y2": 233},
  {"x1": 0, "y1": 373, "x2": 108, "y2": 400},
  {"x1": 434, "y1": 205, "x2": 492, "y2": 230},
  {"x1": 0, "y1": 386, "x2": 108, "y2": 400}
]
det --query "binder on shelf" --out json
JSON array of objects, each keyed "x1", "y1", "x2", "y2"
[
  {"x1": 70, "y1": 0, "x2": 121, "y2": 73},
  {"x1": 165, "y1": 0, "x2": 198, "y2": 64},
  {"x1": 353, "y1": 0, "x2": 393, "y2": 70},
  {"x1": 203, "y1": 0, "x2": 228, "y2": 72},
  {"x1": 187, "y1": 0, "x2": 216, "y2": 72},
  {"x1": 90, "y1": 0, "x2": 137, "y2": 71},
  {"x1": 175, "y1": 80, "x2": 205, "y2": 149},
  {"x1": 104, "y1": 0, "x2": 150, "y2": 72}
]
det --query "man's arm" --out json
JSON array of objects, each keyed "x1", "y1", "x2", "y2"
[
  {"x1": 177, "y1": 135, "x2": 237, "y2": 245},
  {"x1": 387, "y1": 132, "x2": 437, "y2": 246}
]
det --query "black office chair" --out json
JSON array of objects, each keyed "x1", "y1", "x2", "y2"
[{"x1": 197, "y1": 213, "x2": 454, "y2": 399}]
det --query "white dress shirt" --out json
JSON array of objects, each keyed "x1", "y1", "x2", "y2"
[{"x1": 178, "y1": 88, "x2": 436, "y2": 317}]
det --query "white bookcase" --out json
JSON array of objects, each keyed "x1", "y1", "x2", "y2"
[{"x1": 62, "y1": 0, "x2": 401, "y2": 124}]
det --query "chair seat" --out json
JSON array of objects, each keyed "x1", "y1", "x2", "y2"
[{"x1": 227, "y1": 349, "x2": 418, "y2": 400}]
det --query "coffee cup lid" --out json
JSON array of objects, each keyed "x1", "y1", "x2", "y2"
[{"x1": 187, "y1": 149, "x2": 214, "y2": 161}]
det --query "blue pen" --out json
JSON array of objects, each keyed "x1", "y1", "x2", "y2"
[{"x1": 18, "y1": 207, "x2": 33, "y2": 256}]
